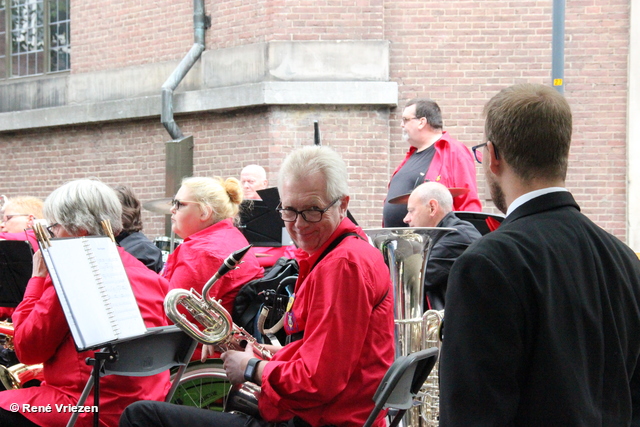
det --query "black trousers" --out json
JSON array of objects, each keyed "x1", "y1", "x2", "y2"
[
  {"x1": 119, "y1": 401, "x2": 335, "y2": 427},
  {"x1": 0, "y1": 408, "x2": 41, "y2": 427},
  {"x1": 120, "y1": 401, "x2": 275, "y2": 427}
]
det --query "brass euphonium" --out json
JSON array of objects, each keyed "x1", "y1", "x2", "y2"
[
  {"x1": 0, "y1": 321, "x2": 44, "y2": 390},
  {"x1": 164, "y1": 245, "x2": 272, "y2": 360},
  {"x1": 364, "y1": 227, "x2": 453, "y2": 427}
]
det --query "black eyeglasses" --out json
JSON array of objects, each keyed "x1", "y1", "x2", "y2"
[
  {"x1": 401, "y1": 117, "x2": 421, "y2": 124},
  {"x1": 46, "y1": 223, "x2": 60, "y2": 238},
  {"x1": 171, "y1": 199, "x2": 200, "y2": 211},
  {"x1": 277, "y1": 197, "x2": 341, "y2": 223},
  {"x1": 471, "y1": 142, "x2": 499, "y2": 164},
  {"x1": 1, "y1": 214, "x2": 28, "y2": 223}
]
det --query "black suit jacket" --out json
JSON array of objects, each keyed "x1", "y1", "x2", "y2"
[
  {"x1": 425, "y1": 211, "x2": 482, "y2": 310},
  {"x1": 440, "y1": 191, "x2": 640, "y2": 426}
]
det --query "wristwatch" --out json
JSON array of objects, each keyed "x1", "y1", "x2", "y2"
[{"x1": 244, "y1": 357, "x2": 262, "y2": 383}]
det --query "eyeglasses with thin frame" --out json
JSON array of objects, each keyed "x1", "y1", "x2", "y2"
[
  {"x1": 277, "y1": 197, "x2": 341, "y2": 223},
  {"x1": 46, "y1": 223, "x2": 60, "y2": 238},
  {"x1": 1, "y1": 214, "x2": 29, "y2": 223},
  {"x1": 471, "y1": 142, "x2": 499, "y2": 164},
  {"x1": 171, "y1": 199, "x2": 200, "y2": 211},
  {"x1": 401, "y1": 116, "x2": 421, "y2": 124}
]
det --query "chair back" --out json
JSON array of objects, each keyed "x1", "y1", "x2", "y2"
[
  {"x1": 363, "y1": 347, "x2": 439, "y2": 427},
  {"x1": 453, "y1": 211, "x2": 504, "y2": 235}
]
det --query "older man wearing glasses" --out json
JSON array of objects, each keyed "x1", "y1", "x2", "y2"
[
  {"x1": 383, "y1": 98, "x2": 482, "y2": 227},
  {"x1": 121, "y1": 146, "x2": 396, "y2": 427}
]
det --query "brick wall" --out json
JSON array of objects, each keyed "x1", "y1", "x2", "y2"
[{"x1": 0, "y1": 0, "x2": 632, "y2": 242}]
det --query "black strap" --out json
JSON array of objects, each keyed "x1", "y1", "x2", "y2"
[
  {"x1": 287, "y1": 232, "x2": 364, "y2": 344},
  {"x1": 310, "y1": 232, "x2": 363, "y2": 272}
]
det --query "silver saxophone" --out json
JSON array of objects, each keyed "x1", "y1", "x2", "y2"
[
  {"x1": 164, "y1": 245, "x2": 273, "y2": 360},
  {"x1": 364, "y1": 227, "x2": 453, "y2": 427}
]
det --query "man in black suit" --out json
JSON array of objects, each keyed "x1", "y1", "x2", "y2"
[
  {"x1": 439, "y1": 83, "x2": 640, "y2": 425},
  {"x1": 403, "y1": 181, "x2": 481, "y2": 310}
]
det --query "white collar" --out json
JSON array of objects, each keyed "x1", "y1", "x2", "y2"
[{"x1": 506, "y1": 187, "x2": 569, "y2": 217}]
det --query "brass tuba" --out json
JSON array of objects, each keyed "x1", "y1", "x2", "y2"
[
  {"x1": 164, "y1": 245, "x2": 272, "y2": 360},
  {"x1": 364, "y1": 227, "x2": 452, "y2": 427}
]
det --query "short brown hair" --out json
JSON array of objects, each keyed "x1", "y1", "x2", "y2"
[
  {"x1": 405, "y1": 98, "x2": 443, "y2": 130},
  {"x1": 483, "y1": 83, "x2": 572, "y2": 182}
]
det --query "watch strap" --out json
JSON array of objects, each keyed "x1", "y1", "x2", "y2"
[{"x1": 244, "y1": 357, "x2": 261, "y2": 383}]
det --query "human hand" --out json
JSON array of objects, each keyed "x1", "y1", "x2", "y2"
[
  {"x1": 220, "y1": 343, "x2": 255, "y2": 385},
  {"x1": 32, "y1": 250, "x2": 48, "y2": 278}
]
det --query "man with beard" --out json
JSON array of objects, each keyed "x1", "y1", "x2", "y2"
[
  {"x1": 439, "y1": 83, "x2": 640, "y2": 425},
  {"x1": 383, "y1": 98, "x2": 481, "y2": 227}
]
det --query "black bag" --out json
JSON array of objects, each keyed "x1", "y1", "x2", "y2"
[{"x1": 232, "y1": 257, "x2": 299, "y2": 344}]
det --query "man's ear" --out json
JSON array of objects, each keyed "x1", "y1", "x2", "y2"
[
  {"x1": 428, "y1": 199, "x2": 439, "y2": 216},
  {"x1": 339, "y1": 196, "x2": 350, "y2": 218},
  {"x1": 487, "y1": 141, "x2": 501, "y2": 175}
]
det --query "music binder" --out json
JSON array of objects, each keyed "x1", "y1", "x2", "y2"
[{"x1": 34, "y1": 225, "x2": 147, "y2": 352}]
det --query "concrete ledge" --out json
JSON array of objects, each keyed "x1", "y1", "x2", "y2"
[
  {"x1": 0, "y1": 81, "x2": 398, "y2": 131},
  {"x1": 0, "y1": 40, "x2": 396, "y2": 132}
]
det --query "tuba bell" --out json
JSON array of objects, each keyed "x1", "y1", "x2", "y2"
[{"x1": 364, "y1": 227, "x2": 452, "y2": 427}]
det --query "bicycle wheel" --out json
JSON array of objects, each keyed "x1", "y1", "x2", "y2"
[{"x1": 170, "y1": 359, "x2": 231, "y2": 411}]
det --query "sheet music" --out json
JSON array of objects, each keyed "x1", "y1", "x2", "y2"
[{"x1": 43, "y1": 236, "x2": 147, "y2": 351}]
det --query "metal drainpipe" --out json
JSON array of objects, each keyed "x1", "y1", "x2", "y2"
[{"x1": 161, "y1": 0, "x2": 208, "y2": 141}]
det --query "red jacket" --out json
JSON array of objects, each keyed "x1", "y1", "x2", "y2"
[
  {"x1": 259, "y1": 219, "x2": 395, "y2": 427},
  {"x1": 391, "y1": 131, "x2": 482, "y2": 212},
  {"x1": 163, "y1": 218, "x2": 264, "y2": 314},
  {"x1": 0, "y1": 248, "x2": 170, "y2": 427}
]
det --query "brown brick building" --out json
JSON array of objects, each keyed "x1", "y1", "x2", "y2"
[{"x1": 0, "y1": 0, "x2": 636, "y2": 247}]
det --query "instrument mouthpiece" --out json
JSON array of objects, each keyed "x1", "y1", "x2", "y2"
[{"x1": 218, "y1": 244, "x2": 253, "y2": 276}]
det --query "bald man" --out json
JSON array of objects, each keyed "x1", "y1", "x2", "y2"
[
  {"x1": 240, "y1": 165, "x2": 268, "y2": 200},
  {"x1": 404, "y1": 182, "x2": 481, "y2": 309}
]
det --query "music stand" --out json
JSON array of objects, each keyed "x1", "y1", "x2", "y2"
[
  {"x1": 0, "y1": 240, "x2": 33, "y2": 307},
  {"x1": 239, "y1": 188, "x2": 284, "y2": 247}
]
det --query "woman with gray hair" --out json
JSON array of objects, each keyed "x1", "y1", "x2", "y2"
[{"x1": 0, "y1": 178, "x2": 171, "y2": 427}]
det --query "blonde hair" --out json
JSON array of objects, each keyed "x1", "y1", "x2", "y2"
[
  {"x1": 181, "y1": 176, "x2": 243, "y2": 224},
  {"x1": 3, "y1": 196, "x2": 44, "y2": 218}
]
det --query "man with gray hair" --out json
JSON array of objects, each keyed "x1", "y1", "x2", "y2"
[
  {"x1": 240, "y1": 164, "x2": 269, "y2": 200},
  {"x1": 120, "y1": 146, "x2": 396, "y2": 427},
  {"x1": 403, "y1": 182, "x2": 481, "y2": 309}
]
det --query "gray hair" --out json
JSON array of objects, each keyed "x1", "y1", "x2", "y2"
[
  {"x1": 278, "y1": 146, "x2": 349, "y2": 201},
  {"x1": 43, "y1": 178, "x2": 123, "y2": 236},
  {"x1": 414, "y1": 182, "x2": 453, "y2": 213},
  {"x1": 241, "y1": 164, "x2": 267, "y2": 180}
]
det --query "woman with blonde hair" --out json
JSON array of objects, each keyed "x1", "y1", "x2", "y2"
[{"x1": 163, "y1": 176, "x2": 263, "y2": 315}]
